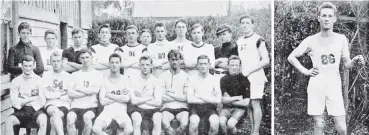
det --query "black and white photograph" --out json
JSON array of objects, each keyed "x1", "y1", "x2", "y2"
[
  {"x1": 0, "y1": 0, "x2": 271, "y2": 135},
  {"x1": 274, "y1": 1, "x2": 368, "y2": 135}
]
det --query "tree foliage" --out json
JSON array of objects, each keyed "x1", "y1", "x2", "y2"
[{"x1": 274, "y1": 1, "x2": 369, "y2": 134}]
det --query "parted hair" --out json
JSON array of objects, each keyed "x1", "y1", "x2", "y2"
[
  {"x1": 167, "y1": 49, "x2": 183, "y2": 60},
  {"x1": 44, "y1": 29, "x2": 58, "y2": 39},
  {"x1": 239, "y1": 15, "x2": 255, "y2": 24},
  {"x1": 318, "y1": 2, "x2": 337, "y2": 16},
  {"x1": 50, "y1": 51, "x2": 62, "y2": 60},
  {"x1": 228, "y1": 55, "x2": 242, "y2": 65},
  {"x1": 18, "y1": 22, "x2": 32, "y2": 33},
  {"x1": 72, "y1": 28, "x2": 84, "y2": 36},
  {"x1": 139, "y1": 55, "x2": 153, "y2": 64},
  {"x1": 190, "y1": 23, "x2": 204, "y2": 32},
  {"x1": 175, "y1": 18, "x2": 188, "y2": 28},
  {"x1": 22, "y1": 55, "x2": 35, "y2": 63},
  {"x1": 126, "y1": 25, "x2": 139, "y2": 32},
  {"x1": 99, "y1": 24, "x2": 111, "y2": 33},
  {"x1": 154, "y1": 21, "x2": 166, "y2": 29},
  {"x1": 109, "y1": 53, "x2": 122, "y2": 62},
  {"x1": 197, "y1": 54, "x2": 210, "y2": 63}
]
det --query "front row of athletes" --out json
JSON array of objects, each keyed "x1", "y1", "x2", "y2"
[{"x1": 6, "y1": 48, "x2": 250, "y2": 135}]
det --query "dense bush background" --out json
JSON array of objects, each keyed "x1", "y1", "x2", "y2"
[
  {"x1": 89, "y1": 5, "x2": 271, "y2": 135},
  {"x1": 275, "y1": 1, "x2": 369, "y2": 135}
]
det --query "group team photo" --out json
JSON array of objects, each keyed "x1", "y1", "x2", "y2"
[{"x1": 0, "y1": 1, "x2": 271, "y2": 135}]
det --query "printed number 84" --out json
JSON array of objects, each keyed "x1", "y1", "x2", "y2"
[{"x1": 321, "y1": 54, "x2": 335, "y2": 65}]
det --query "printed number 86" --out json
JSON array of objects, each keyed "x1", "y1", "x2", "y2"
[{"x1": 321, "y1": 54, "x2": 335, "y2": 65}]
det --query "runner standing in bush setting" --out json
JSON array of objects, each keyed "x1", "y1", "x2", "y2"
[{"x1": 287, "y1": 2, "x2": 365, "y2": 135}]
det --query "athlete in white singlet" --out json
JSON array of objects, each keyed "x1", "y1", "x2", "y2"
[
  {"x1": 93, "y1": 53, "x2": 133, "y2": 135},
  {"x1": 288, "y1": 2, "x2": 365, "y2": 135}
]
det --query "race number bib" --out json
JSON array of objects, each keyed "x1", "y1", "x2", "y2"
[{"x1": 321, "y1": 54, "x2": 335, "y2": 65}]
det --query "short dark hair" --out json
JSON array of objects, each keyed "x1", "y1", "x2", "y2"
[
  {"x1": 175, "y1": 18, "x2": 188, "y2": 28},
  {"x1": 18, "y1": 22, "x2": 32, "y2": 33},
  {"x1": 22, "y1": 55, "x2": 35, "y2": 63},
  {"x1": 190, "y1": 23, "x2": 204, "y2": 32},
  {"x1": 154, "y1": 21, "x2": 166, "y2": 29},
  {"x1": 109, "y1": 53, "x2": 122, "y2": 62},
  {"x1": 44, "y1": 29, "x2": 58, "y2": 39},
  {"x1": 228, "y1": 55, "x2": 241, "y2": 65},
  {"x1": 318, "y1": 2, "x2": 337, "y2": 16},
  {"x1": 79, "y1": 48, "x2": 93, "y2": 58},
  {"x1": 72, "y1": 28, "x2": 84, "y2": 36},
  {"x1": 99, "y1": 24, "x2": 111, "y2": 33},
  {"x1": 126, "y1": 25, "x2": 138, "y2": 33},
  {"x1": 197, "y1": 54, "x2": 210, "y2": 63},
  {"x1": 139, "y1": 55, "x2": 153, "y2": 64},
  {"x1": 167, "y1": 49, "x2": 183, "y2": 60},
  {"x1": 239, "y1": 15, "x2": 255, "y2": 24},
  {"x1": 141, "y1": 29, "x2": 152, "y2": 35}
]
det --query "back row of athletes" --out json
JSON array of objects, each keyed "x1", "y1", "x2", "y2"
[{"x1": 6, "y1": 15, "x2": 270, "y2": 135}]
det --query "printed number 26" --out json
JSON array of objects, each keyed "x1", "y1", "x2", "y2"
[{"x1": 321, "y1": 54, "x2": 335, "y2": 65}]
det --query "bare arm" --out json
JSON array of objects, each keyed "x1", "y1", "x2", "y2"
[
  {"x1": 232, "y1": 98, "x2": 250, "y2": 107},
  {"x1": 130, "y1": 89, "x2": 152, "y2": 105},
  {"x1": 244, "y1": 42, "x2": 270, "y2": 76},
  {"x1": 106, "y1": 91, "x2": 130, "y2": 103},
  {"x1": 287, "y1": 39, "x2": 319, "y2": 76},
  {"x1": 198, "y1": 82, "x2": 222, "y2": 104},
  {"x1": 99, "y1": 85, "x2": 115, "y2": 106},
  {"x1": 145, "y1": 83, "x2": 163, "y2": 107},
  {"x1": 187, "y1": 81, "x2": 205, "y2": 104}
]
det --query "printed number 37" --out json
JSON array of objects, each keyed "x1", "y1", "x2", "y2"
[{"x1": 321, "y1": 54, "x2": 335, "y2": 65}]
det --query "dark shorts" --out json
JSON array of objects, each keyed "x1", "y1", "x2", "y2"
[
  {"x1": 190, "y1": 104, "x2": 217, "y2": 118},
  {"x1": 69, "y1": 108, "x2": 97, "y2": 129},
  {"x1": 162, "y1": 108, "x2": 188, "y2": 116},
  {"x1": 45, "y1": 105, "x2": 69, "y2": 133},
  {"x1": 128, "y1": 105, "x2": 160, "y2": 131},
  {"x1": 12, "y1": 106, "x2": 45, "y2": 127}
]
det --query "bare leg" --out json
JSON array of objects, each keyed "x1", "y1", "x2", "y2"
[
  {"x1": 312, "y1": 115, "x2": 325, "y2": 135},
  {"x1": 5, "y1": 115, "x2": 21, "y2": 135},
  {"x1": 131, "y1": 112, "x2": 142, "y2": 135},
  {"x1": 176, "y1": 111, "x2": 189, "y2": 135},
  {"x1": 208, "y1": 114, "x2": 219, "y2": 135},
  {"x1": 251, "y1": 99, "x2": 262, "y2": 135},
  {"x1": 36, "y1": 113, "x2": 48, "y2": 135},
  {"x1": 67, "y1": 112, "x2": 77, "y2": 135},
  {"x1": 92, "y1": 119, "x2": 109, "y2": 135},
  {"x1": 333, "y1": 116, "x2": 347, "y2": 135},
  {"x1": 189, "y1": 114, "x2": 200, "y2": 135},
  {"x1": 162, "y1": 111, "x2": 175, "y2": 135},
  {"x1": 82, "y1": 111, "x2": 95, "y2": 135},
  {"x1": 152, "y1": 112, "x2": 162, "y2": 135}
]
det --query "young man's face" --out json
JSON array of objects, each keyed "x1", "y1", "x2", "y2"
[
  {"x1": 228, "y1": 59, "x2": 241, "y2": 75},
  {"x1": 19, "y1": 29, "x2": 31, "y2": 43},
  {"x1": 154, "y1": 26, "x2": 167, "y2": 41},
  {"x1": 99, "y1": 27, "x2": 111, "y2": 43},
  {"x1": 197, "y1": 58, "x2": 210, "y2": 74},
  {"x1": 139, "y1": 59, "x2": 153, "y2": 75},
  {"x1": 218, "y1": 31, "x2": 232, "y2": 43},
  {"x1": 126, "y1": 28, "x2": 138, "y2": 43},
  {"x1": 22, "y1": 60, "x2": 35, "y2": 75},
  {"x1": 191, "y1": 27, "x2": 204, "y2": 43},
  {"x1": 169, "y1": 56, "x2": 181, "y2": 70},
  {"x1": 140, "y1": 32, "x2": 152, "y2": 45},
  {"x1": 175, "y1": 22, "x2": 187, "y2": 37},
  {"x1": 318, "y1": 8, "x2": 336, "y2": 31},
  {"x1": 79, "y1": 53, "x2": 92, "y2": 67},
  {"x1": 45, "y1": 34, "x2": 57, "y2": 48},
  {"x1": 72, "y1": 32, "x2": 84, "y2": 47},
  {"x1": 240, "y1": 18, "x2": 254, "y2": 35},
  {"x1": 51, "y1": 55, "x2": 63, "y2": 72},
  {"x1": 109, "y1": 57, "x2": 121, "y2": 73}
]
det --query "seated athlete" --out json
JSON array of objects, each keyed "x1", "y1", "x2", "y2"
[
  {"x1": 219, "y1": 55, "x2": 251, "y2": 135},
  {"x1": 187, "y1": 55, "x2": 222, "y2": 135},
  {"x1": 93, "y1": 53, "x2": 133, "y2": 135},
  {"x1": 66, "y1": 48, "x2": 104, "y2": 135},
  {"x1": 160, "y1": 49, "x2": 189, "y2": 135},
  {"x1": 43, "y1": 51, "x2": 72, "y2": 135},
  {"x1": 129, "y1": 55, "x2": 163, "y2": 135},
  {"x1": 6, "y1": 55, "x2": 47, "y2": 135}
]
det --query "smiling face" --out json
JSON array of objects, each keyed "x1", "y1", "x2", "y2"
[
  {"x1": 318, "y1": 8, "x2": 336, "y2": 31},
  {"x1": 228, "y1": 59, "x2": 241, "y2": 75},
  {"x1": 22, "y1": 60, "x2": 35, "y2": 75}
]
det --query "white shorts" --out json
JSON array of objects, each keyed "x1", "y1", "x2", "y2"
[
  {"x1": 250, "y1": 83, "x2": 265, "y2": 99},
  {"x1": 307, "y1": 74, "x2": 345, "y2": 116},
  {"x1": 95, "y1": 104, "x2": 130, "y2": 127}
]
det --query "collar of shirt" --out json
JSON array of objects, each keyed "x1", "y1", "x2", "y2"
[
  {"x1": 155, "y1": 40, "x2": 169, "y2": 46},
  {"x1": 22, "y1": 72, "x2": 36, "y2": 79},
  {"x1": 17, "y1": 40, "x2": 32, "y2": 48},
  {"x1": 244, "y1": 32, "x2": 255, "y2": 39}
]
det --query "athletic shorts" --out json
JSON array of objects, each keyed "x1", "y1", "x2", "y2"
[
  {"x1": 12, "y1": 106, "x2": 44, "y2": 127},
  {"x1": 45, "y1": 105, "x2": 69, "y2": 132},
  {"x1": 189, "y1": 104, "x2": 217, "y2": 118},
  {"x1": 95, "y1": 107, "x2": 130, "y2": 128},
  {"x1": 250, "y1": 83, "x2": 265, "y2": 99},
  {"x1": 69, "y1": 107, "x2": 97, "y2": 129},
  {"x1": 307, "y1": 74, "x2": 345, "y2": 116},
  {"x1": 219, "y1": 107, "x2": 246, "y2": 121},
  {"x1": 129, "y1": 105, "x2": 160, "y2": 131},
  {"x1": 162, "y1": 108, "x2": 188, "y2": 116}
]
